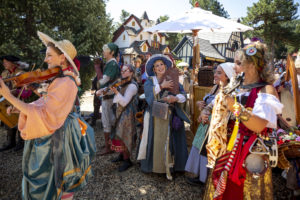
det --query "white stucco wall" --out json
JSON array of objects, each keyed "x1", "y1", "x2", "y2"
[
  {"x1": 114, "y1": 32, "x2": 131, "y2": 48},
  {"x1": 125, "y1": 18, "x2": 140, "y2": 30}
]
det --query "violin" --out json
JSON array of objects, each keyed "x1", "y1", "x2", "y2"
[
  {"x1": 2, "y1": 67, "x2": 61, "y2": 88},
  {"x1": 99, "y1": 76, "x2": 131, "y2": 97}
]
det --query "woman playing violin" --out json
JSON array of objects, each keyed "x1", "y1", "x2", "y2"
[
  {"x1": 109, "y1": 64, "x2": 138, "y2": 172},
  {"x1": 0, "y1": 31, "x2": 95, "y2": 200}
]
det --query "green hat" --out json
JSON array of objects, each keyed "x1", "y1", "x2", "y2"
[{"x1": 106, "y1": 43, "x2": 119, "y2": 57}]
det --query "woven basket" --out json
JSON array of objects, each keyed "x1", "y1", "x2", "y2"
[
  {"x1": 197, "y1": 67, "x2": 214, "y2": 87},
  {"x1": 278, "y1": 141, "x2": 300, "y2": 169}
]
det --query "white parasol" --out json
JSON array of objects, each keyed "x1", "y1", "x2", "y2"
[{"x1": 145, "y1": 7, "x2": 253, "y2": 33}]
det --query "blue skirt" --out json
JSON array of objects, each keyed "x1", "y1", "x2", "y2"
[{"x1": 185, "y1": 146, "x2": 208, "y2": 183}]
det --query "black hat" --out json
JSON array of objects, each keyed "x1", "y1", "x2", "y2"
[{"x1": 0, "y1": 55, "x2": 20, "y2": 62}]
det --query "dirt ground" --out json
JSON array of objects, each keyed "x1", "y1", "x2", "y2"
[{"x1": 0, "y1": 91, "x2": 293, "y2": 200}]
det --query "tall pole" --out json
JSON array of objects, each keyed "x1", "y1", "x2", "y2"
[{"x1": 190, "y1": 29, "x2": 200, "y2": 133}]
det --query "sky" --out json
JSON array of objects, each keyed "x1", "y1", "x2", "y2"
[{"x1": 106, "y1": 0, "x2": 300, "y2": 23}]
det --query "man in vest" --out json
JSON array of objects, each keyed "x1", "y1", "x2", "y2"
[{"x1": 96, "y1": 43, "x2": 120, "y2": 155}]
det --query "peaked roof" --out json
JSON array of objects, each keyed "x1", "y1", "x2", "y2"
[
  {"x1": 197, "y1": 32, "x2": 232, "y2": 44},
  {"x1": 119, "y1": 40, "x2": 150, "y2": 55},
  {"x1": 119, "y1": 40, "x2": 170, "y2": 56},
  {"x1": 112, "y1": 14, "x2": 143, "y2": 42},
  {"x1": 173, "y1": 36, "x2": 225, "y2": 61},
  {"x1": 124, "y1": 26, "x2": 141, "y2": 36},
  {"x1": 141, "y1": 11, "x2": 149, "y2": 21}
]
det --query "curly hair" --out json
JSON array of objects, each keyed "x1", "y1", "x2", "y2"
[{"x1": 235, "y1": 42, "x2": 275, "y2": 84}]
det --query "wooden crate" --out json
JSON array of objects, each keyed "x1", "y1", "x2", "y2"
[
  {"x1": 197, "y1": 67, "x2": 214, "y2": 87},
  {"x1": 192, "y1": 85, "x2": 212, "y2": 133}
]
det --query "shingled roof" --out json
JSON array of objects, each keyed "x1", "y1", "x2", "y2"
[
  {"x1": 173, "y1": 36, "x2": 225, "y2": 61},
  {"x1": 124, "y1": 26, "x2": 141, "y2": 36},
  {"x1": 141, "y1": 11, "x2": 149, "y2": 21},
  {"x1": 119, "y1": 40, "x2": 150, "y2": 55}
]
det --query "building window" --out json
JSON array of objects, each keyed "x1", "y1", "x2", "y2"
[
  {"x1": 143, "y1": 44, "x2": 147, "y2": 52},
  {"x1": 140, "y1": 34, "x2": 143, "y2": 40},
  {"x1": 123, "y1": 34, "x2": 125, "y2": 40},
  {"x1": 132, "y1": 21, "x2": 135, "y2": 26}
]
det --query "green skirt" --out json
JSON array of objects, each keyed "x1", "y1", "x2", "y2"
[{"x1": 22, "y1": 112, "x2": 96, "y2": 200}]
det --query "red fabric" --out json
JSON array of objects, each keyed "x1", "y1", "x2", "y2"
[
  {"x1": 214, "y1": 87, "x2": 263, "y2": 200},
  {"x1": 16, "y1": 88, "x2": 33, "y2": 99},
  {"x1": 111, "y1": 139, "x2": 126, "y2": 153},
  {"x1": 8, "y1": 66, "x2": 17, "y2": 73},
  {"x1": 61, "y1": 192, "x2": 74, "y2": 199},
  {"x1": 63, "y1": 58, "x2": 81, "y2": 73},
  {"x1": 73, "y1": 58, "x2": 80, "y2": 71},
  {"x1": 141, "y1": 64, "x2": 146, "y2": 74}
]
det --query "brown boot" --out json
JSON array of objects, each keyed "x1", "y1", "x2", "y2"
[{"x1": 99, "y1": 132, "x2": 113, "y2": 156}]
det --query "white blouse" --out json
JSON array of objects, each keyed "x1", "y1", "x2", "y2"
[
  {"x1": 152, "y1": 76, "x2": 186, "y2": 103},
  {"x1": 113, "y1": 83, "x2": 138, "y2": 107},
  {"x1": 252, "y1": 93, "x2": 283, "y2": 129},
  {"x1": 211, "y1": 91, "x2": 283, "y2": 128}
]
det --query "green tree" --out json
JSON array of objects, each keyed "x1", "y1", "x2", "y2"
[
  {"x1": 0, "y1": 0, "x2": 112, "y2": 94},
  {"x1": 189, "y1": 0, "x2": 229, "y2": 18},
  {"x1": 242, "y1": 0, "x2": 298, "y2": 60},
  {"x1": 157, "y1": 15, "x2": 169, "y2": 24},
  {"x1": 120, "y1": 9, "x2": 130, "y2": 23},
  {"x1": 156, "y1": 15, "x2": 184, "y2": 51}
]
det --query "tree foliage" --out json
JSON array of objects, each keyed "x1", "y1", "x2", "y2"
[
  {"x1": 189, "y1": 0, "x2": 229, "y2": 18},
  {"x1": 120, "y1": 9, "x2": 130, "y2": 23},
  {"x1": 242, "y1": 0, "x2": 299, "y2": 58},
  {"x1": 0, "y1": 0, "x2": 113, "y2": 94},
  {"x1": 156, "y1": 15, "x2": 184, "y2": 51}
]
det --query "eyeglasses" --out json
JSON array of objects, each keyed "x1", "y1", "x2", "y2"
[{"x1": 121, "y1": 69, "x2": 130, "y2": 73}]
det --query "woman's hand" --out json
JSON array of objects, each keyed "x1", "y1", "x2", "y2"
[
  {"x1": 7, "y1": 106, "x2": 20, "y2": 115},
  {"x1": 96, "y1": 89, "x2": 103, "y2": 96},
  {"x1": 163, "y1": 95, "x2": 178, "y2": 103},
  {"x1": 225, "y1": 95, "x2": 235, "y2": 112},
  {"x1": 110, "y1": 87, "x2": 118, "y2": 95},
  {"x1": 196, "y1": 101, "x2": 206, "y2": 111},
  {"x1": 160, "y1": 79, "x2": 174, "y2": 89},
  {"x1": 197, "y1": 115, "x2": 202, "y2": 123},
  {"x1": 0, "y1": 79, "x2": 12, "y2": 98},
  {"x1": 200, "y1": 110, "x2": 210, "y2": 124}
]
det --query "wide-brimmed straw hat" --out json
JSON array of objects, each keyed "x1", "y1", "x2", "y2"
[
  {"x1": 37, "y1": 31, "x2": 80, "y2": 76},
  {"x1": 145, "y1": 54, "x2": 173, "y2": 77}
]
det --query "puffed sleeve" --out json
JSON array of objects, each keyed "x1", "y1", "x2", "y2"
[
  {"x1": 252, "y1": 93, "x2": 283, "y2": 129},
  {"x1": 144, "y1": 77, "x2": 156, "y2": 107},
  {"x1": 19, "y1": 77, "x2": 78, "y2": 140},
  {"x1": 113, "y1": 83, "x2": 138, "y2": 107}
]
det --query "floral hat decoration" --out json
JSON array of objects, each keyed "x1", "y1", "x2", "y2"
[{"x1": 243, "y1": 43, "x2": 265, "y2": 72}]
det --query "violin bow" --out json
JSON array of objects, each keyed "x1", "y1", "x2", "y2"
[{"x1": 16, "y1": 63, "x2": 37, "y2": 99}]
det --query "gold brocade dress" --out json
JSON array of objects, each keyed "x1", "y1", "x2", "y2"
[{"x1": 204, "y1": 168, "x2": 273, "y2": 200}]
